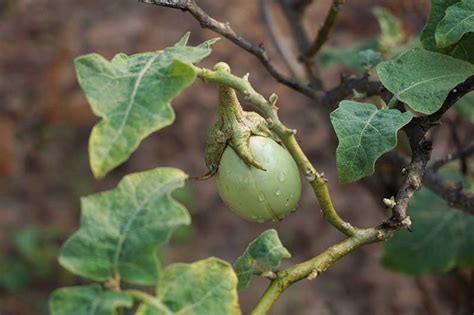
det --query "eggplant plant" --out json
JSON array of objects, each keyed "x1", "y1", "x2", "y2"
[{"x1": 49, "y1": 1, "x2": 474, "y2": 314}]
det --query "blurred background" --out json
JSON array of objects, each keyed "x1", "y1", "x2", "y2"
[{"x1": 0, "y1": 0, "x2": 471, "y2": 314}]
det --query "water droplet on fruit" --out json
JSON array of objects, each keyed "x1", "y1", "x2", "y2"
[
  {"x1": 278, "y1": 172, "x2": 286, "y2": 182},
  {"x1": 275, "y1": 190, "x2": 281, "y2": 196},
  {"x1": 258, "y1": 193, "x2": 266, "y2": 202}
]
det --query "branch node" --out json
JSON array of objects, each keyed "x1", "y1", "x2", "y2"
[
  {"x1": 383, "y1": 197, "x2": 396, "y2": 209},
  {"x1": 306, "y1": 269, "x2": 320, "y2": 280},
  {"x1": 304, "y1": 169, "x2": 316, "y2": 182},
  {"x1": 401, "y1": 216, "x2": 412, "y2": 230},
  {"x1": 260, "y1": 271, "x2": 277, "y2": 280},
  {"x1": 341, "y1": 222, "x2": 353, "y2": 231}
]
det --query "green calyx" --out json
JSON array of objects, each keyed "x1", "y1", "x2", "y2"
[{"x1": 205, "y1": 63, "x2": 278, "y2": 173}]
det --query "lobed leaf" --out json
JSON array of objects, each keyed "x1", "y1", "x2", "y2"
[
  {"x1": 383, "y1": 179, "x2": 474, "y2": 274},
  {"x1": 49, "y1": 284, "x2": 133, "y2": 315},
  {"x1": 376, "y1": 48, "x2": 474, "y2": 114},
  {"x1": 76, "y1": 34, "x2": 217, "y2": 178},
  {"x1": 436, "y1": 0, "x2": 474, "y2": 48},
  {"x1": 136, "y1": 258, "x2": 241, "y2": 315},
  {"x1": 330, "y1": 101, "x2": 412, "y2": 183},
  {"x1": 234, "y1": 229, "x2": 291, "y2": 291},
  {"x1": 59, "y1": 168, "x2": 190, "y2": 285},
  {"x1": 421, "y1": 0, "x2": 461, "y2": 51}
]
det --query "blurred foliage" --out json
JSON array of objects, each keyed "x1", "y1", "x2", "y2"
[
  {"x1": 383, "y1": 170, "x2": 474, "y2": 274},
  {"x1": 321, "y1": 7, "x2": 408, "y2": 71},
  {"x1": 0, "y1": 227, "x2": 61, "y2": 292}
]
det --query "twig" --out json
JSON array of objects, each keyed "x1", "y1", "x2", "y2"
[
  {"x1": 277, "y1": 0, "x2": 312, "y2": 54},
  {"x1": 125, "y1": 289, "x2": 172, "y2": 315},
  {"x1": 259, "y1": 0, "x2": 303, "y2": 79},
  {"x1": 388, "y1": 119, "x2": 432, "y2": 229},
  {"x1": 423, "y1": 170, "x2": 474, "y2": 213},
  {"x1": 303, "y1": 0, "x2": 345, "y2": 62},
  {"x1": 276, "y1": 0, "x2": 324, "y2": 89},
  {"x1": 250, "y1": 228, "x2": 390, "y2": 315},
  {"x1": 324, "y1": 75, "x2": 387, "y2": 109},
  {"x1": 430, "y1": 143, "x2": 474, "y2": 171},
  {"x1": 388, "y1": 76, "x2": 474, "y2": 227},
  {"x1": 447, "y1": 118, "x2": 468, "y2": 174},
  {"x1": 140, "y1": 0, "x2": 323, "y2": 99},
  {"x1": 386, "y1": 151, "x2": 474, "y2": 215}
]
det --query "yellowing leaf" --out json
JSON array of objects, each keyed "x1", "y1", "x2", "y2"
[
  {"x1": 59, "y1": 168, "x2": 190, "y2": 285},
  {"x1": 75, "y1": 34, "x2": 217, "y2": 178}
]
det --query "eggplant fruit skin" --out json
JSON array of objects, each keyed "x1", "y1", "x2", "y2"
[{"x1": 215, "y1": 136, "x2": 301, "y2": 222}]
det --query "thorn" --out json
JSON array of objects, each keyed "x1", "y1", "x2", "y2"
[
  {"x1": 401, "y1": 216, "x2": 412, "y2": 230},
  {"x1": 189, "y1": 168, "x2": 217, "y2": 180},
  {"x1": 269, "y1": 93, "x2": 278, "y2": 106},
  {"x1": 307, "y1": 269, "x2": 319, "y2": 280}
]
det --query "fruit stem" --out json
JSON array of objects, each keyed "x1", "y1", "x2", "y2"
[{"x1": 217, "y1": 85, "x2": 244, "y2": 124}]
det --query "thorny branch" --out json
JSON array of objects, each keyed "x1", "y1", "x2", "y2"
[
  {"x1": 259, "y1": 0, "x2": 303, "y2": 79},
  {"x1": 423, "y1": 169, "x2": 474, "y2": 214},
  {"x1": 430, "y1": 143, "x2": 474, "y2": 171},
  {"x1": 140, "y1": 1, "x2": 474, "y2": 314},
  {"x1": 392, "y1": 143, "x2": 474, "y2": 214},
  {"x1": 140, "y1": 0, "x2": 322, "y2": 99},
  {"x1": 276, "y1": 0, "x2": 325, "y2": 89},
  {"x1": 387, "y1": 78, "x2": 474, "y2": 216},
  {"x1": 192, "y1": 63, "x2": 474, "y2": 314},
  {"x1": 304, "y1": 0, "x2": 345, "y2": 60}
]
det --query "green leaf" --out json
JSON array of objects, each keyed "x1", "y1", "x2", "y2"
[
  {"x1": 436, "y1": 0, "x2": 474, "y2": 48},
  {"x1": 454, "y1": 90, "x2": 474, "y2": 122},
  {"x1": 373, "y1": 7, "x2": 405, "y2": 53},
  {"x1": 421, "y1": 0, "x2": 461, "y2": 51},
  {"x1": 376, "y1": 48, "x2": 474, "y2": 114},
  {"x1": 382, "y1": 183, "x2": 474, "y2": 274},
  {"x1": 450, "y1": 33, "x2": 474, "y2": 63},
  {"x1": 330, "y1": 101, "x2": 412, "y2": 183},
  {"x1": 234, "y1": 229, "x2": 290, "y2": 291},
  {"x1": 49, "y1": 284, "x2": 133, "y2": 315},
  {"x1": 358, "y1": 49, "x2": 382, "y2": 70},
  {"x1": 76, "y1": 34, "x2": 217, "y2": 178},
  {"x1": 320, "y1": 39, "x2": 378, "y2": 70},
  {"x1": 59, "y1": 168, "x2": 190, "y2": 285},
  {"x1": 137, "y1": 258, "x2": 241, "y2": 315}
]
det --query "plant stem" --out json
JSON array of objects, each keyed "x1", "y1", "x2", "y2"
[
  {"x1": 125, "y1": 289, "x2": 172, "y2": 315},
  {"x1": 303, "y1": 0, "x2": 345, "y2": 61},
  {"x1": 250, "y1": 228, "x2": 392, "y2": 315},
  {"x1": 194, "y1": 63, "x2": 357, "y2": 237}
]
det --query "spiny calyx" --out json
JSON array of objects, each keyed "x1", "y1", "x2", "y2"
[{"x1": 205, "y1": 63, "x2": 278, "y2": 173}]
